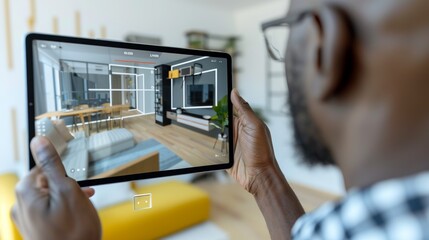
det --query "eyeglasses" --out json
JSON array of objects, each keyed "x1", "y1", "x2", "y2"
[{"x1": 261, "y1": 11, "x2": 312, "y2": 62}]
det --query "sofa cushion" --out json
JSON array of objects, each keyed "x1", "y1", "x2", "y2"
[
  {"x1": 88, "y1": 128, "x2": 135, "y2": 162},
  {"x1": 61, "y1": 137, "x2": 88, "y2": 181},
  {"x1": 35, "y1": 118, "x2": 67, "y2": 156},
  {"x1": 53, "y1": 119, "x2": 74, "y2": 142},
  {"x1": 65, "y1": 136, "x2": 87, "y2": 152},
  {"x1": 62, "y1": 150, "x2": 89, "y2": 181}
]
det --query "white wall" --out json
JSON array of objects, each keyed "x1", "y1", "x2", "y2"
[
  {"x1": 233, "y1": 1, "x2": 345, "y2": 195},
  {"x1": 0, "y1": 0, "x2": 236, "y2": 176}
]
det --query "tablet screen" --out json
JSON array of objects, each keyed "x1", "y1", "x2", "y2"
[{"x1": 28, "y1": 35, "x2": 232, "y2": 184}]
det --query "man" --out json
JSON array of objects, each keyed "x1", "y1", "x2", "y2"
[{"x1": 12, "y1": 0, "x2": 429, "y2": 239}]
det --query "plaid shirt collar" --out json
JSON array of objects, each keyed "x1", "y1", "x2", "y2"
[{"x1": 292, "y1": 171, "x2": 429, "y2": 240}]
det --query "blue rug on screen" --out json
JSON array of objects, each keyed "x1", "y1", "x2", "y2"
[{"x1": 89, "y1": 138, "x2": 190, "y2": 176}]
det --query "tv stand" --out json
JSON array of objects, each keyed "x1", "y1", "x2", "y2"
[{"x1": 166, "y1": 111, "x2": 213, "y2": 132}]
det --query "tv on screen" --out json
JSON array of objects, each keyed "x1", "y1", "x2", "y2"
[{"x1": 187, "y1": 84, "x2": 214, "y2": 106}]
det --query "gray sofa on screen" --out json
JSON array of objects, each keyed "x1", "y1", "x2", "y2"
[{"x1": 36, "y1": 118, "x2": 135, "y2": 181}]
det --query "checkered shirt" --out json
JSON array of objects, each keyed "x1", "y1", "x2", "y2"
[{"x1": 292, "y1": 171, "x2": 429, "y2": 240}]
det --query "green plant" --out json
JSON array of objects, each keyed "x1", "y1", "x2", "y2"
[{"x1": 211, "y1": 95, "x2": 229, "y2": 136}]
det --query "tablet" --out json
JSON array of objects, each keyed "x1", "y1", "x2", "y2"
[{"x1": 26, "y1": 33, "x2": 233, "y2": 187}]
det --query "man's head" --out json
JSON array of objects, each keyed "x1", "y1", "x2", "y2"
[{"x1": 282, "y1": 0, "x2": 429, "y2": 187}]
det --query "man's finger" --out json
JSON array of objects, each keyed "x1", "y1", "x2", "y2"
[
  {"x1": 15, "y1": 167, "x2": 42, "y2": 201},
  {"x1": 82, "y1": 187, "x2": 95, "y2": 198},
  {"x1": 10, "y1": 204, "x2": 27, "y2": 236},
  {"x1": 231, "y1": 89, "x2": 253, "y2": 117},
  {"x1": 11, "y1": 205, "x2": 20, "y2": 227},
  {"x1": 30, "y1": 136, "x2": 67, "y2": 183}
]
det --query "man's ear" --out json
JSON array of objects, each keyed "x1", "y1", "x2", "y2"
[{"x1": 313, "y1": 6, "x2": 352, "y2": 100}]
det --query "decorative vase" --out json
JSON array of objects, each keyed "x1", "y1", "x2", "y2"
[{"x1": 213, "y1": 133, "x2": 228, "y2": 158}]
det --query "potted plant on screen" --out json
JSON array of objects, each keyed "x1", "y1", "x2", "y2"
[{"x1": 210, "y1": 96, "x2": 229, "y2": 156}]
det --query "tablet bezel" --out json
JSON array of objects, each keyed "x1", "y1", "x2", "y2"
[{"x1": 26, "y1": 33, "x2": 234, "y2": 187}]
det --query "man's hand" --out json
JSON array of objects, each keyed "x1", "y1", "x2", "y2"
[
  {"x1": 228, "y1": 89, "x2": 280, "y2": 195},
  {"x1": 11, "y1": 136, "x2": 101, "y2": 240},
  {"x1": 228, "y1": 89, "x2": 305, "y2": 240}
]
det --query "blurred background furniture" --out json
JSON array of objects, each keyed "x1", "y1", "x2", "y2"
[{"x1": 101, "y1": 181, "x2": 210, "y2": 240}]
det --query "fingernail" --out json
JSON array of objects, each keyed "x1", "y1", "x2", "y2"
[
  {"x1": 33, "y1": 137, "x2": 53, "y2": 164},
  {"x1": 233, "y1": 88, "x2": 241, "y2": 97}
]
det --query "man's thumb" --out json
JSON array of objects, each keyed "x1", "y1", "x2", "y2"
[
  {"x1": 30, "y1": 136, "x2": 67, "y2": 183},
  {"x1": 231, "y1": 89, "x2": 253, "y2": 117}
]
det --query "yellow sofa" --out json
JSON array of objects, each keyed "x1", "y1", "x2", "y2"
[{"x1": 0, "y1": 173, "x2": 210, "y2": 240}]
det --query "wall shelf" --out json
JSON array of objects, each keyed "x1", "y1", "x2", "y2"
[{"x1": 154, "y1": 65, "x2": 172, "y2": 126}]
